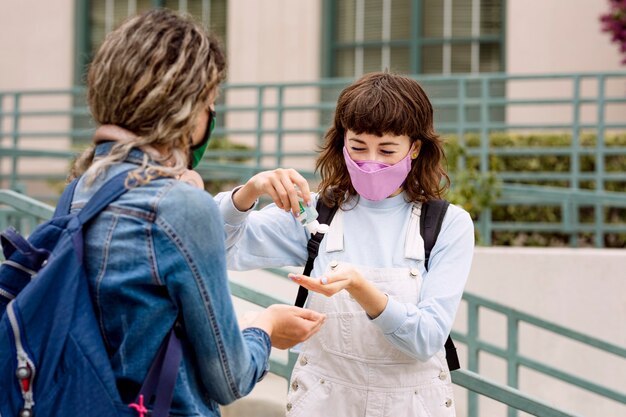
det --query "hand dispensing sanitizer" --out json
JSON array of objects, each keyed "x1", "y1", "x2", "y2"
[{"x1": 296, "y1": 198, "x2": 330, "y2": 235}]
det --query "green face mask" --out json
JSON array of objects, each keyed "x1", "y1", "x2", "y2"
[{"x1": 189, "y1": 110, "x2": 216, "y2": 169}]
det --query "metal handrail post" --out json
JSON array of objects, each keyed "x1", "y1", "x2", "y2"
[
  {"x1": 507, "y1": 314, "x2": 520, "y2": 417},
  {"x1": 256, "y1": 86, "x2": 265, "y2": 168},
  {"x1": 570, "y1": 75, "x2": 581, "y2": 247},
  {"x1": 479, "y1": 77, "x2": 492, "y2": 245},
  {"x1": 10, "y1": 93, "x2": 21, "y2": 191},
  {"x1": 276, "y1": 86, "x2": 284, "y2": 167},
  {"x1": 595, "y1": 74, "x2": 606, "y2": 247},
  {"x1": 457, "y1": 77, "x2": 467, "y2": 171},
  {"x1": 467, "y1": 298, "x2": 480, "y2": 417}
]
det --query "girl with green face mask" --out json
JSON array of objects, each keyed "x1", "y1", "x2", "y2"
[{"x1": 189, "y1": 109, "x2": 216, "y2": 169}]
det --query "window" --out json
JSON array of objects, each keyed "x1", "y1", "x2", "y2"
[
  {"x1": 326, "y1": 0, "x2": 504, "y2": 77},
  {"x1": 324, "y1": 0, "x2": 505, "y2": 127},
  {"x1": 77, "y1": 0, "x2": 227, "y2": 83},
  {"x1": 90, "y1": 0, "x2": 227, "y2": 53},
  {"x1": 73, "y1": 0, "x2": 227, "y2": 144}
]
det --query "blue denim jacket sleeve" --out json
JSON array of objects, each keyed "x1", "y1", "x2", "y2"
[{"x1": 154, "y1": 183, "x2": 271, "y2": 404}]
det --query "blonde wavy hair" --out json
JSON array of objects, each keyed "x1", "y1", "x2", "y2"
[{"x1": 70, "y1": 8, "x2": 226, "y2": 186}]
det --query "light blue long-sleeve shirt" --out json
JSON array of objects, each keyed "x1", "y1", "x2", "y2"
[{"x1": 214, "y1": 190, "x2": 474, "y2": 361}]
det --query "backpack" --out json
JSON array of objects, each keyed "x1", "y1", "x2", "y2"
[
  {"x1": 0, "y1": 171, "x2": 181, "y2": 417},
  {"x1": 295, "y1": 199, "x2": 460, "y2": 371}
]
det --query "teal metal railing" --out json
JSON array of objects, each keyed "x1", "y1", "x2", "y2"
[
  {"x1": 0, "y1": 190, "x2": 626, "y2": 417},
  {"x1": 453, "y1": 293, "x2": 626, "y2": 417},
  {"x1": 1, "y1": 72, "x2": 626, "y2": 244},
  {"x1": 2, "y1": 193, "x2": 625, "y2": 416},
  {"x1": 239, "y1": 267, "x2": 626, "y2": 417}
]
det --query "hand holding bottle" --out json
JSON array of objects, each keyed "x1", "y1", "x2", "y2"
[{"x1": 232, "y1": 168, "x2": 311, "y2": 215}]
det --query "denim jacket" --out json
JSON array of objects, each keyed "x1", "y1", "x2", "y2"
[{"x1": 71, "y1": 143, "x2": 270, "y2": 416}]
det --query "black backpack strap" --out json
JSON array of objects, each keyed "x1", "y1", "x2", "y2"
[
  {"x1": 420, "y1": 199, "x2": 450, "y2": 271},
  {"x1": 294, "y1": 198, "x2": 339, "y2": 308},
  {"x1": 421, "y1": 200, "x2": 460, "y2": 371}
]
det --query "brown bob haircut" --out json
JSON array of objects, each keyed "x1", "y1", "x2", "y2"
[{"x1": 316, "y1": 72, "x2": 450, "y2": 208}]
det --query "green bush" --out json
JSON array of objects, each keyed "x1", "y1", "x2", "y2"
[
  {"x1": 197, "y1": 137, "x2": 254, "y2": 194},
  {"x1": 443, "y1": 132, "x2": 626, "y2": 247}
]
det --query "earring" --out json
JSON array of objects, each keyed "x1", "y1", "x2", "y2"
[{"x1": 411, "y1": 152, "x2": 418, "y2": 159}]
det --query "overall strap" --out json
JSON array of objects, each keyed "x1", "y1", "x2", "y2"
[
  {"x1": 421, "y1": 200, "x2": 460, "y2": 371},
  {"x1": 404, "y1": 203, "x2": 425, "y2": 260},
  {"x1": 295, "y1": 198, "x2": 338, "y2": 308}
]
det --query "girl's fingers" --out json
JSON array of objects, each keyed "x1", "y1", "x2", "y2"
[
  {"x1": 288, "y1": 273, "x2": 344, "y2": 296},
  {"x1": 269, "y1": 175, "x2": 291, "y2": 211},
  {"x1": 254, "y1": 169, "x2": 310, "y2": 213},
  {"x1": 288, "y1": 273, "x2": 304, "y2": 282},
  {"x1": 289, "y1": 171, "x2": 312, "y2": 207},
  {"x1": 263, "y1": 182, "x2": 284, "y2": 210},
  {"x1": 289, "y1": 273, "x2": 338, "y2": 285},
  {"x1": 278, "y1": 174, "x2": 301, "y2": 216}
]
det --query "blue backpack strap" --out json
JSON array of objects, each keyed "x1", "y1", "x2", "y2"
[
  {"x1": 75, "y1": 170, "x2": 134, "y2": 226},
  {"x1": 53, "y1": 178, "x2": 80, "y2": 217},
  {"x1": 53, "y1": 170, "x2": 131, "y2": 222},
  {"x1": 66, "y1": 169, "x2": 183, "y2": 415},
  {"x1": 131, "y1": 322, "x2": 183, "y2": 417}
]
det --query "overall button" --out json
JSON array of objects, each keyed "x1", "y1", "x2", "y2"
[
  {"x1": 300, "y1": 356, "x2": 308, "y2": 366},
  {"x1": 291, "y1": 380, "x2": 299, "y2": 391},
  {"x1": 445, "y1": 398, "x2": 453, "y2": 407},
  {"x1": 286, "y1": 403, "x2": 293, "y2": 411},
  {"x1": 439, "y1": 371, "x2": 447, "y2": 380},
  {"x1": 409, "y1": 268, "x2": 419, "y2": 277},
  {"x1": 330, "y1": 260, "x2": 339, "y2": 270}
]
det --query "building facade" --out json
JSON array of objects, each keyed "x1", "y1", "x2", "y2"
[{"x1": 1, "y1": 0, "x2": 623, "y2": 91}]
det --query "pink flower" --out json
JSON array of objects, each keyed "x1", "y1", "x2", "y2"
[{"x1": 600, "y1": 0, "x2": 626, "y2": 64}]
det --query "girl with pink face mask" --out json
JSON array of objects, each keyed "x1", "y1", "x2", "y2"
[{"x1": 214, "y1": 72, "x2": 474, "y2": 417}]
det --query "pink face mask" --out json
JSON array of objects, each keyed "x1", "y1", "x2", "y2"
[{"x1": 343, "y1": 145, "x2": 413, "y2": 201}]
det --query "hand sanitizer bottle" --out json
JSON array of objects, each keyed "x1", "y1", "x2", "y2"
[{"x1": 296, "y1": 198, "x2": 329, "y2": 235}]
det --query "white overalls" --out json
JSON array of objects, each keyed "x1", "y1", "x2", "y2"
[{"x1": 286, "y1": 204, "x2": 456, "y2": 417}]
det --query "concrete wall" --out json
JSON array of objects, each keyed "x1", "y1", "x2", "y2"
[
  {"x1": 225, "y1": 0, "x2": 323, "y2": 172},
  {"x1": 0, "y1": 0, "x2": 74, "y2": 90},
  {"x1": 454, "y1": 247, "x2": 626, "y2": 417},
  {"x1": 505, "y1": 0, "x2": 626, "y2": 127},
  {"x1": 0, "y1": 0, "x2": 74, "y2": 193},
  {"x1": 225, "y1": 248, "x2": 626, "y2": 417}
]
